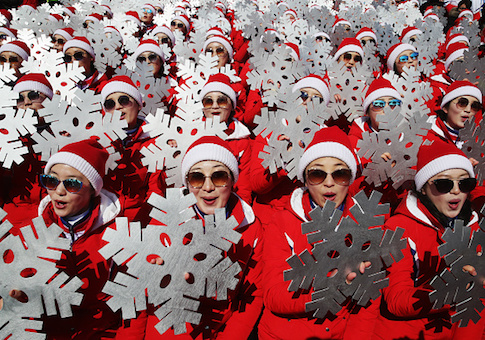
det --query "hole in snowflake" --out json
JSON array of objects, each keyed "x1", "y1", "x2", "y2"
[
  {"x1": 404, "y1": 154, "x2": 410, "y2": 160},
  {"x1": 327, "y1": 268, "x2": 338, "y2": 278},
  {"x1": 72, "y1": 117, "x2": 79, "y2": 127},
  {"x1": 86, "y1": 122, "x2": 94, "y2": 130},
  {"x1": 173, "y1": 150, "x2": 181, "y2": 158},
  {"x1": 0, "y1": 114, "x2": 5, "y2": 120},
  {"x1": 327, "y1": 250, "x2": 340, "y2": 258},
  {"x1": 194, "y1": 253, "x2": 206, "y2": 261},
  {"x1": 160, "y1": 274, "x2": 171, "y2": 288},
  {"x1": 287, "y1": 142, "x2": 293, "y2": 151},
  {"x1": 160, "y1": 233, "x2": 171, "y2": 247},
  {"x1": 183, "y1": 233, "x2": 193, "y2": 245},
  {"x1": 191, "y1": 129, "x2": 197, "y2": 136},
  {"x1": 362, "y1": 241, "x2": 371, "y2": 251},
  {"x1": 345, "y1": 234, "x2": 353, "y2": 247},
  {"x1": 20, "y1": 268, "x2": 37, "y2": 278},
  {"x1": 303, "y1": 128, "x2": 311, "y2": 133},
  {"x1": 186, "y1": 273, "x2": 195, "y2": 284},
  {"x1": 466, "y1": 280, "x2": 474, "y2": 292},
  {"x1": 145, "y1": 84, "x2": 150, "y2": 90},
  {"x1": 147, "y1": 254, "x2": 163, "y2": 263},
  {"x1": 136, "y1": 81, "x2": 141, "y2": 87},
  {"x1": 3, "y1": 249, "x2": 13, "y2": 263},
  {"x1": 298, "y1": 140, "x2": 305, "y2": 149},
  {"x1": 177, "y1": 127, "x2": 183, "y2": 134},
  {"x1": 476, "y1": 244, "x2": 482, "y2": 256}
]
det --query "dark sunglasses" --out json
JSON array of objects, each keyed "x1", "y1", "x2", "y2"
[
  {"x1": 82, "y1": 22, "x2": 88, "y2": 28},
  {"x1": 186, "y1": 170, "x2": 230, "y2": 189},
  {"x1": 63, "y1": 51, "x2": 87, "y2": 63},
  {"x1": 18, "y1": 91, "x2": 42, "y2": 103},
  {"x1": 104, "y1": 95, "x2": 134, "y2": 111},
  {"x1": 398, "y1": 52, "x2": 419, "y2": 63},
  {"x1": 343, "y1": 53, "x2": 362, "y2": 63},
  {"x1": 371, "y1": 99, "x2": 402, "y2": 109},
  {"x1": 0, "y1": 55, "x2": 19, "y2": 63},
  {"x1": 361, "y1": 39, "x2": 375, "y2": 46},
  {"x1": 205, "y1": 47, "x2": 226, "y2": 56},
  {"x1": 159, "y1": 37, "x2": 170, "y2": 44},
  {"x1": 136, "y1": 53, "x2": 159, "y2": 63},
  {"x1": 171, "y1": 21, "x2": 185, "y2": 28},
  {"x1": 306, "y1": 168, "x2": 352, "y2": 186},
  {"x1": 300, "y1": 91, "x2": 324, "y2": 104},
  {"x1": 453, "y1": 97, "x2": 482, "y2": 113},
  {"x1": 430, "y1": 177, "x2": 477, "y2": 194},
  {"x1": 0, "y1": 34, "x2": 8, "y2": 40},
  {"x1": 157, "y1": 9, "x2": 164, "y2": 14},
  {"x1": 52, "y1": 37, "x2": 66, "y2": 45},
  {"x1": 40, "y1": 174, "x2": 84, "y2": 193},
  {"x1": 202, "y1": 96, "x2": 230, "y2": 108}
]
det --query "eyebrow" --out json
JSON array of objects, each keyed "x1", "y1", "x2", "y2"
[{"x1": 190, "y1": 164, "x2": 227, "y2": 171}]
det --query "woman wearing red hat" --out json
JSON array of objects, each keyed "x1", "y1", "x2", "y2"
[
  {"x1": 334, "y1": 38, "x2": 364, "y2": 71},
  {"x1": 13, "y1": 73, "x2": 53, "y2": 111},
  {"x1": 259, "y1": 126, "x2": 371, "y2": 340},
  {"x1": 133, "y1": 39, "x2": 166, "y2": 78},
  {"x1": 203, "y1": 34, "x2": 233, "y2": 70},
  {"x1": 51, "y1": 27, "x2": 74, "y2": 52},
  {"x1": 386, "y1": 42, "x2": 419, "y2": 76},
  {"x1": 0, "y1": 40, "x2": 30, "y2": 78},
  {"x1": 143, "y1": 135, "x2": 263, "y2": 339},
  {"x1": 373, "y1": 138, "x2": 484, "y2": 339}
]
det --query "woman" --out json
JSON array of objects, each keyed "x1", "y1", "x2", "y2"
[
  {"x1": 144, "y1": 136, "x2": 263, "y2": 339},
  {"x1": 334, "y1": 38, "x2": 364, "y2": 70},
  {"x1": 152, "y1": 25, "x2": 175, "y2": 48},
  {"x1": 13, "y1": 72, "x2": 53, "y2": 111},
  {"x1": 203, "y1": 34, "x2": 232, "y2": 69},
  {"x1": 133, "y1": 39, "x2": 165, "y2": 78},
  {"x1": 373, "y1": 138, "x2": 483, "y2": 339},
  {"x1": 292, "y1": 74, "x2": 331, "y2": 108},
  {"x1": 7, "y1": 139, "x2": 123, "y2": 338},
  {"x1": 170, "y1": 14, "x2": 190, "y2": 38},
  {"x1": 101, "y1": 75, "x2": 166, "y2": 225},
  {"x1": 51, "y1": 27, "x2": 74, "y2": 52},
  {"x1": 0, "y1": 40, "x2": 30, "y2": 78},
  {"x1": 259, "y1": 126, "x2": 368, "y2": 339},
  {"x1": 386, "y1": 42, "x2": 419, "y2": 76}
]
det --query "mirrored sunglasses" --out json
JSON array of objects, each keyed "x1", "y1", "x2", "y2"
[
  {"x1": 142, "y1": 8, "x2": 153, "y2": 13},
  {"x1": 104, "y1": 95, "x2": 134, "y2": 111},
  {"x1": 202, "y1": 96, "x2": 230, "y2": 108},
  {"x1": 343, "y1": 53, "x2": 362, "y2": 63},
  {"x1": 306, "y1": 168, "x2": 352, "y2": 186},
  {"x1": 300, "y1": 91, "x2": 324, "y2": 104},
  {"x1": 453, "y1": 97, "x2": 482, "y2": 113},
  {"x1": 371, "y1": 99, "x2": 402, "y2": 109},
  {"x1": 40, "y1": 174, "x2": 84, "y2": 193},
  {"x1": 63, "y1": 51, "x2": 87, "y2": 63},
  {"x1": 136, "y1": 53, "x2": 159, "y2": 63},
  {"x1": 186, "y1": 170, "x2": 230, "y2": 189},
  {"x1": 398, "y1": 52, "x2": 419, "y2": 63},
  {"x1": 430, "y1": 178, "x2": 476, "y2": 194}
]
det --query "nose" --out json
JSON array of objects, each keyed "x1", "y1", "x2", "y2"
[
  {"x1": 450, "y1": 181, "x2": 461, "y2": 194},
  {"x1": 211, "y1": 100, "x2": 219, "y2": 108},
  {"x1": 114, "y1": 100, "x2": 123, "y2": 110},
  {"x1": 201, "y1": 176, "x2": 215, "y2": 191},
  {"x1": 55, "y1": 182, "x2": 67, "y2": 195},
  {"x1": 323, "y1": 173, "x2": 334, "y2": 187}
]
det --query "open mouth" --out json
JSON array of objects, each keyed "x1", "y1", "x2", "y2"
[
  {"x1": 54, "y1": 200, "x2": 67, "y2": 209},
  {"x1": 202, "y1": 197, "x2": 217, "y2": 205},
  {"x1": 323, "y1": 193, "x2": 336, "y2": 201},
  {"x1": 448, "y1": 199, "x2": 461, "y2": 210}
]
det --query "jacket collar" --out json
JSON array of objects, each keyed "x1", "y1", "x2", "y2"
[{"x1": 226, "y1": 118, "x2": 251, "y2": 140}]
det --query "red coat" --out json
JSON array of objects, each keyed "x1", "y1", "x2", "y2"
[
  {"x1": 38, "y1": 189, "x2": 123, "y2": 339},
  {"x1": 374, "y1": 191, "x2": 483, "y2": 339},
  {"x1": 259, "y1": 188, "x2": 362, "y2": 340}
]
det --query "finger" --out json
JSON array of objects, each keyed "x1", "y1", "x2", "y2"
[
  {"x1": 346, "y1": 272, "x2": 356, "y2": 284},
  {"x1": 359, "y1": 262, "x2": 366, "y2": 274},
  {"x1": 156, "y1": 258, "x2": 164, "y2": 265}
]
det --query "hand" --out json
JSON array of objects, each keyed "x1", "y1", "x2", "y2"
[
  {"x1": 334, "y1": 94, "x2": 342, "y2": 103},
  {"x1": 380, "y1": 152, "x2": 392, "y2": 162},
  {"x1": 150, "y1": 257, "x2": 190, "y2": 280},
  {"x1": 469, "y1": 157, "x2": 479, "y2": 167},
  {"x1": 167, "y1": 139, "x2": 177, "y2": 148},
  {"x1": 345, "y1": 261, "x2": 371, "y2": 284}
]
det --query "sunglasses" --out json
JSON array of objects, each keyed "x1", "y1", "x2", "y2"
[
  {"x1": 452, "y1": 97, "x2": 482, "y2": 113},
  {"x1": 343, "y1": 53, "x2": 362, "y2": 63},
  {"x1": 136, "y1": 53, "x2": 159, "y2": 63},
  {"x1": 82, "y1": 22, "x2": 89, "y2": 28},
  {"x1": 205, "y1": 47, "x2": 226, "y2": 56},
  {"x1": 0, "y1": 34, "x2": 7, "y2": 40},
  {"x1": 398, "y1": 52, "x2": 419, "y2": 63},
  {"x1": 171, "y1": 21, "x2": 185, "y2": 29},
  {"x1": 159, "y1": 37, "x2": 170, "y2": 45},
  {"x1": 300, "y1": 91, "x2": 324, "y2": 104},
  {"x1": 0, "y1": 55, "x2": 19, "y2": 63},
  {"x1": 104, "y1": 95, "x2": 134, "y2": 111},
  {"x1": 430, "y1": 177, "x2": 477, "y2": 194},
  {"x1": 63, "y1": 51, "x2": 87, "y2": 63},
  {"x1": 202, "y1": 96, "x2": 230, "y2": 108},
  {"x1": 186, "y1": 170, "x2": 230, "y2": 189},
  {"x1": 315, "y1": 36, "x2": 323, "y2": 41},
  {"x1": 40, "y1": 174, "x2": 84, "y2": 193},
  {"x1": 371, "y1": 99, "x2": 402, "y2": 109},
  {"x1": 52, "y1": 37, "x2": 66, "y2": 45},
  {"x1": 361, "y1": 39, "x2": 375, "y2": 46},
  {"x1": 18, "y1": 91, "x2": 42, "y2": 103},
  {"x1": 142, "y1": 8, "x2": 153, "y2": 13},
  {"x1": 157, "y1": 9, "x2": 164, "y2": 14},
  {"x1": 306, "y1": 168, "x2": 352, "y2": 186}
]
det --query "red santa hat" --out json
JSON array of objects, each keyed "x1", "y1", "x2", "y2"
[
  {"x1": 386, "y1": 43, "x2": 416, "y2": 70},
  {"x1": 458, "y1": 9, "x2": 473, "y2": 19},
  {"x1": 283, "y1": 8, "x2": 297, "y2": 19},
  {"x1": 45, "y1": 139, "x2": 109, "y2": 196},
  {"x1": 292, "y1": 74, "x2": 330, "y2": 105},
  {"x1": 415, "y1": 138, "x2": 474, "y2": 191},
  {"x1": 199, "y1": 73, "x2": 237, "y2": 106},
  {"x1": 284, "y1": 42, "x2": 300, "y2": 60},
  {"x1": 298, "y1": 126, "x2": 358, "y2": 183},
  {"x1": 441, "y1": 80, "x2": 482, "y2": 109},
  {"x1": 173, "y1": 14, "x2": 190, "y2": 30},
  {"x1": 126, "y1": 11, "x2": 141, "y2": 26},
  {"x1": 0, "y1": 40, "x2": 30, "y2": 60},
  {"x1": 444, "y1": 42, "x2": 468, "y2": 71},
  {"x1": 133, "y1": 39, "x2": 164, "y2": 61},
  {"x1": 48, "y1": 14, "x2": 63, "y2": 22},
  {"x1": 104, "y1": 26, "x2": 123, "y2": 44},
  {"x1": 14, "y1": 73, "x2": 53, "y2": 100},
  {"x1": 173, "y1": 5, "x2": 188, "y2": 16},
  {"x1": 445, "y1": 33, "x2": 469, "y2": 49},
  {"x1": 101, "y1": 5, "x2": 113, "y2": 17},
  {"x1": 62, "y1": 6, "x2": 76, "y2": 16},
  {"x1": 0, "y1": 27, "x2": 17, "y2": 39},
  {"x1": 332, "y1": 18, "x2": 351, "y2": 32},
  {"x1": 101, "y1": 75, "x2": 143, "y2": 108},
  {"x1": 215, "y1": 2, "x2": 226, "y2": 13},
  {"x1": 205, "y1": 26, "x2": 225, "y2": 38},
  {"x1": 53, "y1": 27, "x2": 75, "y2": 41},
  {"x1": 152, "y1": 25, "x2": 175, "y2": 46},
  {"x1": 355, "y1": 27, "x2": 376, "y2": 42},
  {"x1": 334, "y1": 38, "x2": 364, "y2": 61},
  {"x1": 0, "y1": 9, "x2": 13, "y2": 23},
  {"x1": 203, "y1": 35, "x2": 233, "y2": 61},
  {"x1": 363, "y1": 77, "x2": 402, "y2": 113},
  {"x1": 181, "y1": 136, "x2": 239, "y2": 186},
  {"x1": 424, "y1": 12, "x2": 440, "y2": 22},
  {"x1": 85, "y1": 13, "x2": 103, "y2": 23},
  {"x1": 63, "y1": 36, "x2": 95, "y2": 59},
  {"x1": 400, "y1": 26, "x2": 422, "y2": 42}
]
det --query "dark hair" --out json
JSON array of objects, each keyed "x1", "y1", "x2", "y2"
[{"x1": 458, "y1": 0, "x2": 472, "y2": 9}]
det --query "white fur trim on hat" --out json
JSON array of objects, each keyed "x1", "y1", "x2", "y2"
[
  {"x1": 101, "y1": 80, "x2": 143, "y2": 107},
  {"x1": 181, "y1": 144, "x2": 239, "y2": 185},
  {"x1": 133, "y1": 42, "x2": 164, "y2": 60},
  {"x1": 292, "y1": 77, "x2": 330, "y2": 105},
  {"x1": 356, "y1": 30, "x2": 377, "y2": 41},
  {"x1": 0, "y1": 27, "x2": 16, "y2": 39},
  {"x1": 14, "y1": 80, "x2": 53, "y2": 99},
  {"x1": 444, "y1": 47, "x2": 467, "y2": 71},
  {"x1": 203, "y1": 36, "x2": 233, "y2": 60},
  {"x1": 53, "y1": 29, "x2": 73, "y2": 41},
  {"x1": 446, "y1": 35, "x2": 469, "y2": 49},
  {"x1": 414, "y1": 154, "x2": 474, "y2": 191},
  {"x1": 199, "y1": 82, "x2": 237, "y2": 106},
  {"x1": 298, "y1": 142, "x2": 357, "y2": 183},
  {"x1": 363, "y1": 87, "x2": 402, "y2": 113},
  {"x1": 334, "y1": 44, "x2": 364, "y2": 61},
  {"x1": 387, "y1": 43, "x2": 416, "y2": 70},
  {"x1": 45, "y1": 152, "x2": 104, "y2": 196},
  {"x1": 401, "y1": 29, "x2": 422, "y2": 42},
  {"x1": 441, "y1": 85, "x2": 482, "y2": 108},
  {"x1": 0, "y1": 43, "x2": 28, "y2": 61},
  {"x1": 152, "y1": 26, "x2": 175, "y2": 45},
  {"x1": 332, "y1": 20, "x2": 351, "y2": 33},
  {"x1": 63, "y1": 39, "x2": 95, "y2": 59},
  {"x1": 173, "y1": 15, "x2": 189, "y2": 29}
]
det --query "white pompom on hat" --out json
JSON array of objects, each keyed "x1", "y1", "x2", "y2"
[
  {"x1": 292, "y1": 74, "x2": 330, "y2": 105},
  {"x1": 101, "y1": 75, "x2": 143, "y2": 108},
  {"x1": 14, "y1": 73, "x2": 54, "y2": 100},
  {"x1": 181, "y1": 135, "x2": 239, "y2": 186}
]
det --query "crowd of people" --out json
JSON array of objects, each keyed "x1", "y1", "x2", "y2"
[{"x1": 0, "y1": 0, "x2": 485, "y2": 338}]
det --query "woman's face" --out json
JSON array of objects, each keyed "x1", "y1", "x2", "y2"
[
  {"x1": 137, "y1": 51, "x2": 163, "y2": 77},
  {"x1": 187, "y1": 160, "x2": 233, "y2": 215},
  {"x1": 155, "y1": 33, "x2": 172, "y2": 47},
  {"x1": 305, "y1": 157, "x2": 351, "y2": 208},
  {"x1": 205, "y1": 41, "x2": 229, "y2": 69},
  {"x1": 337, "y1": 51, "x2": 362, "y2": 70},
  {"x1": 395, "y1": 49, "x2": 418, "y2": 75},
  {"x1": 47, "y1": 164, "x2": 94, "y2": 218},
  {"x1": 367, "y1": 96, "x2": 402, "y2": 131},
  {"x1": 105, "y1": 92, "x2": 140, "y2": 129},
  {"x1": 17, "y1": 90, "x2": 47, "y2": 111},
  {"x1": 298, "y1": 87, "x2": 323, "y2": 108},
  {"x1": 202, "y1": 91, "x2": 233, "y2": 123},
  {"x1": 443, "y1": 95, "x2": 481, "y2": 130},
  {"x1": 52, "y1": 34, "x2": 67, "y2": 52},
  {"x1": 171, "y1": 19, "x2": 187, "y2": 35},
  {"x1": 0, "y1": 51, "x2": 23, "y2": 77},
  {"x1": 422, "y1": 168, "x2": 471, "y2": 219},
  {"x1": 65, "y1": 47, "x2": 93, "y2": 75}
]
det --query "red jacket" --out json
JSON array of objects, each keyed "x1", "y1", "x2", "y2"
[
  {"x1": 38, "y1": 189, "x2": 123, "y2": 339},
  {"x1": 374, "y1": 191, "x2": 482, "y2": 339},
  {"x1": 259, "y1": 188, "x2": 359, "y2": 339}
]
